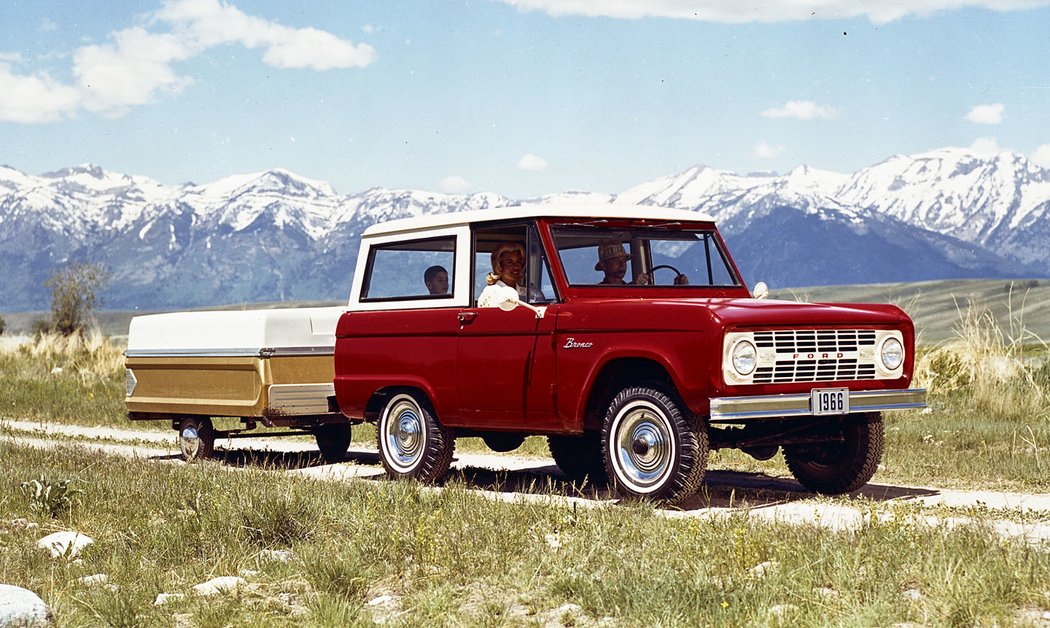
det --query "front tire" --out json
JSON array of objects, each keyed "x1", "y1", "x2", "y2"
[
  {"x1": 377, "y1": 393, "x2": 454, "y2": 483},
  {"x1": 783, "y1": 412, "x2": 884, "y2": 494},
  {"x1": 178, "y1": 417, "x2": 215, "y2": 462},
  {"x1": 602, "y1": 387, "x2": 707, "y2": 504},
  {"x1": 314, "y1": 422, "x2": 351, "y2": 463}
]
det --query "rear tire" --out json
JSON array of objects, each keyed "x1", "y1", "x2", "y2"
[
  {"x1": 314, "y1": 422, "x2": 351, "y2": 463},
  {"x1": 178, "y1": 417, "x2": 215, "y2": 462},
  {"x1": 548, "y1": 433, "x2": 607, "y2": 483},
  {"x1": 783, "y1": 413, "x2": 884, "y2": 494},
  {"x1": 602, "y1": 387, "x2": 707, "y2": 504},
  {"x1": 377, "y1": 392, "x2": 454, "y2": 483}
]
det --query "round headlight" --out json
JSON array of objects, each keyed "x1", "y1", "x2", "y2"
[
  {"x1": 732, "y1": 340, "x2": 757, "y2": 376},
  {"x1": 880, "y1": 337, "x2": 904, "y2": 371}
]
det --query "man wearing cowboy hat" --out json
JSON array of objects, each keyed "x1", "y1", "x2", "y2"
[{"x1": 595, "y1": 241, "x2": 649, "y2": 285}]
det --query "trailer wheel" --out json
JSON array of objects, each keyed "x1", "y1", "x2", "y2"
[
  {"x1": 548, "y1": 433, "x2": 607, "y2": 483},
  {"x1": 377, "y1": 393, "x2": 454, "y2": 483},
  {"x1": 314, "y1": 422, "x2": 351, "y2": 463},
  {"x1": 602, "y1": 387, "x2": 707, "y2": 504},
  {"x1": 178, "y1": 417, "x2": 214, "y2": 462},
  {"x1": 783, "y1": 412, "x2": 884, "y2": 494}
]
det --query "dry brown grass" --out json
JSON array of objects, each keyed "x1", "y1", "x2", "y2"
[
  {"x1": 914, "y1": 297, "x2": 1049, "y2": 423},
  {"x1": 0, "y1": 330, "x2": 124, "y2": 386}
]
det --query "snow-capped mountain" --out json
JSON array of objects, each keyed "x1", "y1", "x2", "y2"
[
  {"x1": 837, "y1": 149, "x2": 1050, "y2": 267},
  {"x1": 0, "y1": 149, "x2": 1045, "y2": 310}
]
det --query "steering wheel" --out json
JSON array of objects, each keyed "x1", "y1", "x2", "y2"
[{"x1": 649, "y1": 264, "x2": 685, "y2": 285}]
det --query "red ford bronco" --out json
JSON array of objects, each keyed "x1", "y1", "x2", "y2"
[{"x1": 333, "y1": 203, "x2": 926, "y2": 503}]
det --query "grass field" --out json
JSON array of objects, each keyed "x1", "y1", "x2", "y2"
[{"x1": 2, "y1": 443, "x2": 1048, "y2": 626}]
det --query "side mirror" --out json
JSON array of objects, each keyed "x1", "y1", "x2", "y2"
[
  {"x1": 752, "y1": 281, "x2": 769, "y2": 300},
  {"x1": 497, "y1": 286, "x2": 546, "y2": 319}
]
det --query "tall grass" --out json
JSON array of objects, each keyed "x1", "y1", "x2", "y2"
[
  {"x1": 914, "y1": 298, "x2": 1048, "y2": 422},
  {"x1": 0, "y1": 330, "x2": 127, "y2": 427},
  {"x1": 0, "y1": 443, "x2": 1047, "y2": 626},
  {"x1": 881, "y1": 298, "x2": 1050, "y2": 490},
  {"x1": 0, "y1": 330, "x2": 124, "y2": 384}
]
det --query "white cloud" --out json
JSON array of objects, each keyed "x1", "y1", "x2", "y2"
[
  {"x1": 754, "y1": 140, "x2": 784, "y2": 159},
  {"x1": 1031, "y1": 144, "x2": 1050, "y2": 168},
  {"x1": 0, "y1": 62, "x2": 80, "y2": 123},
  {"x1": 155, "y1": 0, "x2": 375, "y2": 70},
  {"x1": 73, "y1": 28, "x2": 194, "y2": 115},
  {"x1": 497, "y1": 0, "x2": 1050, "y2": 24},
  {"x1": 969, "y1": 137, "x2": 1003, "y2": 155},
  {"x1": 439, "y1": 176, "x2": 472, "y2": 193},
  {"x1": 761, "y1": 100, "x2": 837, "y2": 120},
  {"x1": 0, "y1": 0, "x2": 375, "y2": 123},
  {"x1": 965, "y1": 103, "x2": 1005, "y2": 125},
  {"x1": 517, "y1": 153, "x2": 548, "y2": 172}
]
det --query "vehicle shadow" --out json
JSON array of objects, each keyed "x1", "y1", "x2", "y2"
[
  {"x1": 680, "y1": 470, "x2": 939, "y2": 512},
  {"x1": 193, "y1": 447, "x2": 940, "y2": 512},
  {"x1": 447, "y1": 464, "x2": 940, "y2": 511},
  {"x1": 186, "y1": 447, "x2": 382, "y2": 470}
]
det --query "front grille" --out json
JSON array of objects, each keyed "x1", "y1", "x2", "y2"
[{"x1": 752, "y1": 329, "x2": 877, "y2": 384}]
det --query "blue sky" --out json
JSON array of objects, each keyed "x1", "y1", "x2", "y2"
[{"x1": 2, "y1": 0, "x2": 1049, "y2": 198}]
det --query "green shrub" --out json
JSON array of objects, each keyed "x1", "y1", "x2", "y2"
[
  {"x1": 45, "y1": 262, "x2": 108, "y2": 336},
  {"x1": 20, "y1": 474, "x2": 80, "y2": 518}
]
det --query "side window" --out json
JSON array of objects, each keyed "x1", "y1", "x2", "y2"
[
  {"x1": 361, "y1": 236, "x2": 455, "y2": 301},
  {"x1": 552, "y1": 229, "x2": 611, "y2": 285},
  {"x1": 472, "y1": 223, "x2": 557, "y2": 306}
]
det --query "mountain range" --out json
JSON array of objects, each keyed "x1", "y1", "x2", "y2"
[{"x1": 0, "y1": 147, "x2": 1046, "y2": 310}]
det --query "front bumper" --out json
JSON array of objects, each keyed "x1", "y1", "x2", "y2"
[{"x1": 709, "y1": 388, "x2": 926, "y2": 422}]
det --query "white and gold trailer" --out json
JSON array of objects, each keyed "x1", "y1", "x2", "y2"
[{"x1": 124, "y1": 306, "x2": 352, "y2": 461}]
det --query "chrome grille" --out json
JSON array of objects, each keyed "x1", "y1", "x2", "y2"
[{"x1": 753, "y1": 329, "x2": 877, "y2": 384}]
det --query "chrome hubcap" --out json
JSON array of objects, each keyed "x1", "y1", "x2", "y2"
[
  {"x1": 384, "y1": 399, "x2": 425, "y2": 471},
  {"x1": 613, "y1": 403, "x2": 673, "y2": 492},
  {"x1": 180, "y1": 425, "x2": 200, "y2": 459}
]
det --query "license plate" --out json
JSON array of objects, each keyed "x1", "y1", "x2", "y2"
[{"x1": 811, "y1": 388, "x2": 849, "y2": 416}]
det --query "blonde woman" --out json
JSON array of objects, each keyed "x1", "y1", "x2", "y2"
[{"x1": 478, "y1": 243, "x2": 526, "y2": 307}]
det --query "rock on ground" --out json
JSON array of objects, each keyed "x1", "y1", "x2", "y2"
[
  {"x1": 0, "y1": 584, "x2": 53, "y2": 627},
  {"x1": 258, "y1": 549, "x2": 295, "y2": 563},
  {"x1": 35, "y1": 531, "x2": 93, "y2": 559},
  {"x1": 154, "y1": 593, "x2": 186, "y2": 606},
  {"x1": 192, "y1": 576, "x2": 245, "y2": 596}
]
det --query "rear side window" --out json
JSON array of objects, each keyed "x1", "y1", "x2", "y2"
[{"x1": 361, "y1": 236, "x2": 455, "y2": 301}]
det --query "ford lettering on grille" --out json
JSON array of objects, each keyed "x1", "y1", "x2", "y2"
[{"x1": 754, "y1": 329, "x2": 877, "y2": 384}]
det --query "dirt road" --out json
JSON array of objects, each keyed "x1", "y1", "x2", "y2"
[{"x1": 4, "y1": 418, "x2": 1049, "y2": 542}]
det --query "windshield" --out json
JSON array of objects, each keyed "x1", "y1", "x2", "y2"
[{"x1": 552, "y1": 225, "x2": 740, "y2": 288}]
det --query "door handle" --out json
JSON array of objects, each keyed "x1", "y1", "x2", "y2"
[{"x1": 458, "y1": 311, "x2": 477, "y2": 324}]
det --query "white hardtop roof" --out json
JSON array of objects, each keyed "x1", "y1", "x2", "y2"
[{"x1": 362, "y1": 202, "x2": 717, "y2": 238}]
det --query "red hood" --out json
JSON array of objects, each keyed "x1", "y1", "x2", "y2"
[{"x1": 700, "y1": 298, "x2": 911, "y2": 329}]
